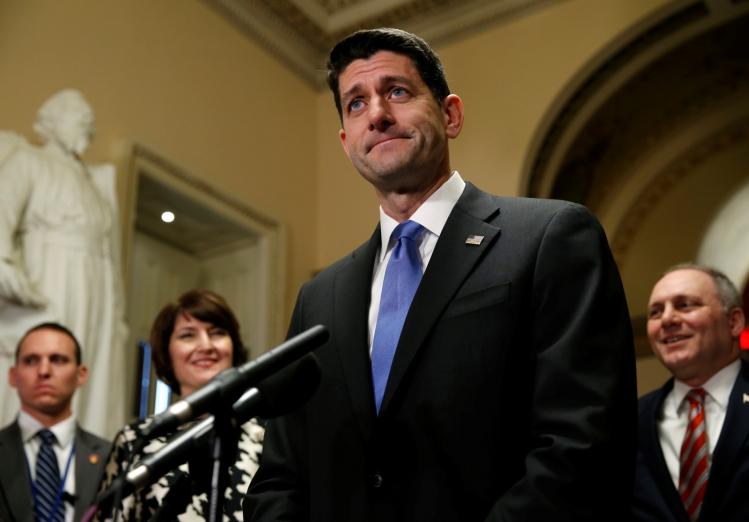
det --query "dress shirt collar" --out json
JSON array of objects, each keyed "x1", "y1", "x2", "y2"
[
  {"x1": 668, "y1": 358, "x2": 741, "y2": 415},
  {"x1": 18, "y1": 410, "x2": 76, "y2": 448},
  {"x1": 377, "y1": 171, "x2": 465, "y2": 262}
]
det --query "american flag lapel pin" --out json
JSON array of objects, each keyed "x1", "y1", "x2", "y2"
[
  {"x1": 743, "y1": 393, "x2": 749, "y2": 404},
  {"x1": 465, "y1": 235, "x2": 484, "y2": 246}
]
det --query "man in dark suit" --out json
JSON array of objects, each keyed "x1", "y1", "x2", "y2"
[
  {"x1": 245, "y1": 28, "x2": 636, "y2": 521},
  {"x1": 633, "y1": 264, "x2": 749, "y2": 522},
  {"x1": 0, "y1": 322, "x2": 109, "y2": 521}
]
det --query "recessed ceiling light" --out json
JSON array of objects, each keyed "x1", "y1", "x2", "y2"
[{"x1": 161, "y1": 211, "x2": 175, "y2": 223}]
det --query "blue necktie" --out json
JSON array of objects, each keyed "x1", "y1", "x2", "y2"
[
  {"x1": 371, "y1": 220, "x2": 425, "y2": 413},
  {"x1": 35, "y1": 429, "x2": 64, "y2": 522}
]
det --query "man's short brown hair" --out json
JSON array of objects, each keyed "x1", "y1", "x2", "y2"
[{"x1": 16, "y1": 322, "x2": 82, "y2": 365}]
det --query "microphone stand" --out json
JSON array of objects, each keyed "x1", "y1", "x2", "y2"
[
  {"x1": 206, "y1": 401, "x2": 236, "y2": 522},
  {"x1": 88, "y1": 352, "x2": 322, "y2": 522},
  {"x1": 147, "y1": 472, "x2": 192, "y2": 522}
]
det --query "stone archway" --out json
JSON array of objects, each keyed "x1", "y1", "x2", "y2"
[{"x1": 520, "y1": 0, "x2": 749, "y2": 392}]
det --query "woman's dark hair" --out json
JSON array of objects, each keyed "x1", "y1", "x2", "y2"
[{"x1": 150, "y1": 289, "x2": 248, "y2": 394}]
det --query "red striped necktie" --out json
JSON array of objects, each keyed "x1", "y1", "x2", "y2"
[{"x1": 679, "y1": 388, "x2": 709, "y2": 521}]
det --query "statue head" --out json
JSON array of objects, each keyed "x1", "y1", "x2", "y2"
[{"x1": 33, "y1": 89, "x2": 95, "y2": 157}]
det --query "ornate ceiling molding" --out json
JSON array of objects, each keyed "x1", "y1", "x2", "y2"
[{"x1": 206, "y1": 0, "x2": 558, "y2": 87}]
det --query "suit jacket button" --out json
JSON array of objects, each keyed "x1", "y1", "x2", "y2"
[{"x1": 371, "y1": 472, "x2": 384, "y2": 489}]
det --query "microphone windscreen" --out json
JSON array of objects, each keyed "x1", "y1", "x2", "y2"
[{"x1": 241, "y1": 353, "x2": 320, "y2": 420}]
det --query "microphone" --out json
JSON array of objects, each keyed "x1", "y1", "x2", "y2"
[
  {"x1": 141, "y1": 324, "x2": 328, "y2": 440},
  {"x1": 98, "y1": 354, "x2": 321, "y2": 509},
  {"x1": 233, "y1": 352, "x2": 321, "y2": 420}
]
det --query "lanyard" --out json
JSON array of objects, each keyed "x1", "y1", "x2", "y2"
[{"x1": 28, "y1": 442, "x2": 76, "y2": 522}]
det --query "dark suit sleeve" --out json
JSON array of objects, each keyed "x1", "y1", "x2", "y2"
[
  {"x1": 243, "y1": 292, "x2": 310, "y2": 520},
  {"x1": 0, "y1": 482, "x2": 12, "y2": 522},
  {"x1": 486, "y1": 204, "x2": 636, "y2": 521}
]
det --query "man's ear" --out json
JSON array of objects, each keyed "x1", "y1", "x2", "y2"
[
  {"x1": 443, "y1": 94, "x2": 464, "y2": 139},
  {"x1": 8, "y1": 367, "x2": 17, "y2": 389},
  {"x1": 76, "y1": 364, "x2": 89, "y2": 387},
  {"x1": 729, "y1": 307, "x2": 746, "y2": 337},
  {"x1": 339, "y1": 127, "x2": 351, "y2": 158}
]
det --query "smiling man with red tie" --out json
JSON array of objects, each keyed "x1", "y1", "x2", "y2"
[{"x1": 634, "y1": 264, "x2": 749, "y2": 522}]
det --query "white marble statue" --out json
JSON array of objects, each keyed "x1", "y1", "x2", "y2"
[{"x1": 0, "y1": 89, "x2": 127, "y2": 437}]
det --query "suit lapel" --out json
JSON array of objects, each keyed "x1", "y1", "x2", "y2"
[
  {"x1": 0, "y1": 421, "x2": 35, "y2": 521},
  {"x1": 334, "y1": 228, "x2": 380, "y2": 437},
  {"x1": 639, "y1": 381, "x2": 690, "y2": 521},
  {"x1": 702, "y1": 362, "x2": 749, "y2": 518},
  {"x1": 380, "y1": 183, "x2": 501, "y2": 413},
  {"x1": 74, "y1": 427, "x2": 107, "y2": 519}
]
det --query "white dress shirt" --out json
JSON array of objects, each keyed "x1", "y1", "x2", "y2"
[
  {"x1": 19, "y1": 410, "x2": 77, "y2": 522},
  {"x1": 657, "y1": 359, "x2": 741, "y2": 489},
  {"x1": 368, "y1": 171, "x2": 466, "y2": 350}
]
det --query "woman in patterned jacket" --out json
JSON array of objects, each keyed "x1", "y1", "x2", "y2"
[{"x1": 97, "y1": 289, "x2": 264, "y2": 521}]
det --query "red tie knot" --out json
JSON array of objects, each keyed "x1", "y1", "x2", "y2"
[{"x1": 685, "y1": 388, "x2": 706, "y2": 409}]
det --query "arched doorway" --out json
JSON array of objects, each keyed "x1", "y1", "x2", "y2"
[{"x1": 522, "y1": 0, "x2": 749, "y2": 393}]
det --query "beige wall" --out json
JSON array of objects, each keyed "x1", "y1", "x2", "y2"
[
  {"x1": 0, "y1": 0, "x2": 674, "y2": 311},
  {"x1": 315, "y1": 0, "x2": 675, "y2": 268},
  {"x1": 2, "y1": 0, "x2": 685, "y2": 395},
  {"x1": 0, "y1": 0, "x2": 318, "y2": 321}
]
